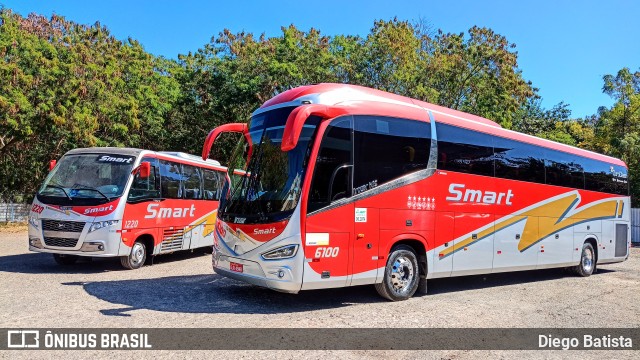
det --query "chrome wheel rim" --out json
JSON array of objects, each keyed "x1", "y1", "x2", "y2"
[
  {"x1": 390, "y1": 255, "x2": 415, "y2": 294},
  {"x1": 582, "y1": 247, "x2": 594, "y2": 273},
  {"x1": 131, "y1": 243, "x2": 145, "y2": 266}
]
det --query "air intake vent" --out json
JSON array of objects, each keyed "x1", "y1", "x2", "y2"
[
  {"x1": 161, "y1": 228, "x2": 184, "y2": 252},
  {"x1": 615, "y1": 224, "x2": 629, "y2": 257},
  {"x1": 43, "y1": 237, "x2": 78, "y2": 248}
]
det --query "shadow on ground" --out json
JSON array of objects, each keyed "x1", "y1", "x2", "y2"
[
  {"x1": 60, "y1": 266, "x2": 614, "y2": 316},
  {"x1": 0, "y1": 249, "x2": 210, "y2": 274}
]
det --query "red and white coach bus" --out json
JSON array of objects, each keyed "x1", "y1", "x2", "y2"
[
  {"x1": 28, "y1": 147, "x2": 226, "y2": 269},
  {"x1": 203, "y1": 83, "x2": 631, "y2": 301}
]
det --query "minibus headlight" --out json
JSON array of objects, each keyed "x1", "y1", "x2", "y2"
[
  {"x1": 261, "y1": 244, "x2": 298, "y2": 260},
  {"x1": 28, "y1": 215, "x2": 40, "y2": 229},
  {"x1": 88, "y1": 220, "x2": 119, "y2": 233}
]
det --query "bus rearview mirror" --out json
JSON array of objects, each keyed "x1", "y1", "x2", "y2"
[
  {"x1": 281, "y1": 104, "x2": 347, "y2": 151},
  {"x1": 202, "y1": 123, "x2": 249, "y2": 161},
  {"x1": 137, "y1": 161, "x2": 151, "y2": 179}
]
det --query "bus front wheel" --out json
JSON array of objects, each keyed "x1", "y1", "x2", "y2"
[
  {"x1": 375, "y1": 245, "x2": 420, "y2": 301},
  {"x1": 53, "y1": 253, "x2": 78, "y2": 265},
  {"x1": 120, "y1": 241, "x2": 147, "y2": 270}
]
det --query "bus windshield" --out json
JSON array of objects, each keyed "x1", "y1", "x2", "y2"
[
  {"x1": 220, "y1": 106, "x2": 319, "y2": 224},
  {"x1": 37, "y1": 153, "x2": 135, "y2": 206}
]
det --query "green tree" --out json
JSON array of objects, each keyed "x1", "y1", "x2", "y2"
[
  {"x1": 594, "y1": 68, "x2": 640, "y2": 205},
  {"x1": 0, "y1": 10, "x2": 179, "y2": 198}
]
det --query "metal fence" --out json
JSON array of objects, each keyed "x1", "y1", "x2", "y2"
[
  {"x1": 632, "y1": 208, "x2": 640, "y2": 244},
  {"x1": 0, "y1": 203, "x2": 30, "y2": 222}
]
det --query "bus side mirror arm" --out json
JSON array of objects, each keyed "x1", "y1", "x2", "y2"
[
  {"x1": 202, "y1": 123, "x2": 249, "y2": 161},
  {"x1": 281, "y1": 104, "x2": 348, "y2": 151}
]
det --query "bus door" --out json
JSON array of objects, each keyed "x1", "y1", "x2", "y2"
[
  {"x1": 125, "y1": 157, "x2": 161, "y2": 251},
  {"x1": 302, "y1": 116, "x2": 354, "y2": 290}
]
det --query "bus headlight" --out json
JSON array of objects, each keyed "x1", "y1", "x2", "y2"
[
  {"x1": 261, "y1": 244, "x2": 298, "y2": 260},
  {"x1": 28, "y1": 215, "x2": 40, "y2": 229},
  {"x1": 88, "y1": 220, "x2": 119, "y2": 233}
]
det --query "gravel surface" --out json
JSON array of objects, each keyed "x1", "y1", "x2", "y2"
[{"x1": 1, "y1": 227, "x2": 638, "y2": 359}]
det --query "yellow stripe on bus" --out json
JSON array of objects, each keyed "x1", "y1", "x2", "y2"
[{"x1": 439, "y1": 193, "x2": 621, "y2": 258}]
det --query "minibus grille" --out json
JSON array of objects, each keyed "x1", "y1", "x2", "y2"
[
  {"x1": 43, "y1": 237, "x2": 79, "y2": 248},
  {"x1": 161, "y1": 228, "x2": 184, "y2": 251},
  {"x1": 42, "y1": 220, "x2": 85, "y2": 233}
]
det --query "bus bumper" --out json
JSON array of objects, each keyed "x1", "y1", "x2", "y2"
[
  {"x1": 212, "y1": 251, "x2": 302, "y2": 294},
  {"x1": 28, "y1": 223, "x2": 123, "y2": 257}
]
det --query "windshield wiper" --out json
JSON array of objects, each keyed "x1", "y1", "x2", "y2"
[
  {"x1": 43, "y1": 184, "x2": 73, "y2": 200},
  {"x1": 72, "y1": 185, "x2": 111, "y2": 201}
]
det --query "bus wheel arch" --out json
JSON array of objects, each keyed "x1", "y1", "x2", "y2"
[{"x1": 120, "y1": 234, "x2": 154, "y2": 270}]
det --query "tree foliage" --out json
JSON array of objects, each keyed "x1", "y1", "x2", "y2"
[
  {"x1": 0, "y1": 9, "x2": 179, "y2": 199},
  {"x1": 1, "y1": 9, "x2": 638, "y2": 205}
]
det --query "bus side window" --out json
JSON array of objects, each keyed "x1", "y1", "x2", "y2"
[
  {"x1": 437, "y1": 123, "x2": 494, "y2": 177},
  {"x1": 544, "y1": 150, "x2": 584, "y2": 189},
  {"x1": 353, "y1": 116, "x2": 430, "y2": 191},
  {"x1": 182, "y1": 164, "x2": 202, "y2": 200},
  {"x1": 203, "y1": 169, "x2": 222, "y2": 200},
  {"x1": 160, "y1": 160, "x2": 183, "y2": 199},
  {"x1": 127, "y1": 157, "x2": 160, "y2": 201},
  {"x1": 494, "y1": 137, "x2": 546, "y2": 184},
  {"x1": 307, "y1": 116, "x2": 353, "y2": 213}
]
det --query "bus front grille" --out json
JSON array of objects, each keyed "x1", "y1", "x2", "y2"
[
  {"x1": 42, "y1": 220, "x2": 85, "y2": 233},
  {"x1": 43, "y1": 237, "x2": 79, "y2": 248}
]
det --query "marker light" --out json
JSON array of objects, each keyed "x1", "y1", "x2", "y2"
[
  {"x1": 88, "y1": 220, "x2": 119, "y2": 233},
  {"x1": 261, "y1": 244, "x2": 298, "y2": 260}
]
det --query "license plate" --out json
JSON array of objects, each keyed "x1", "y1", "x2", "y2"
[{"x1": 230, "y1": 262, "x2": 243, "y2": 273}]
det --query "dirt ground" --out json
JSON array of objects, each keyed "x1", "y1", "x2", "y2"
[{"x1": 1, "y1": 226, "x2": 638, "y2": 359}]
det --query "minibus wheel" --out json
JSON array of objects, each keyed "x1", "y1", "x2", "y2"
[
  {"x1": 120, "y1": 240, "x2": 146, "y2": 270},
  {"x1": 573, "y1": 242, "x2": 596, "y2": 277},
  {"x1": 375, "y1": 245, "x2": 419, "y2": 301},
  {"x1": 53, "y1": 253, "x2": 78, "y2": 265}
]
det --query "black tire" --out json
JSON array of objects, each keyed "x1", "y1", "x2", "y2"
[
  {"x1": 375, "y1": 245, "x2": 420, "y2": 301},
  {"x1": 53, "y1": 253, "x2": 79, "y2": 265},
  {"x1": 120, "y1": 240, "x2": 147, "y2": 270},
  {"x1": 573, "y1": 242, "x2": 596, "y2": 277}
]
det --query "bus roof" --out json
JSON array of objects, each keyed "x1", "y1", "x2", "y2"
[
  {"x1": 64, "y1": 147, "x2": 223, "y2": 168},
  {"x1": 259, "y1": 83, "x2": 626, "y2": 168}
]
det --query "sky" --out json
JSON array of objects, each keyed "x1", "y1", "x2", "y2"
[{"x1": 3, "y1": 0, "x2": 639, "y2": 118}]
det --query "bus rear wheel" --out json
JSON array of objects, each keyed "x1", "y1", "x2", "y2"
[
  {"x1": 573, "y1": 242, "x2": 596, "y2": 277},
  {"x1": 53, "y1": 253, "x2": 78, "y2": 265},
  {"x1": 375, "y1": 245, "x2": 419, "y2": 301},
  {"x1": 120, "y1": 241, "x2": 147, "y2": 270}
]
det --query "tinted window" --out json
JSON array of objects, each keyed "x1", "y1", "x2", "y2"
[
  {"x1": 493, "y1": 137, "x2": 545, "y2": 183},
  {"x1": 544, "y1": 150, "x2": 584, "y2": 189},
  {"x1": 353, "y1": 116, "x2": 430, "y2": 194},
  {"x1": 308, "y1": 116, "x2": 352, "y2": 213},
  {"x1": 583, "y1": 159, "x2": 628, "y2": 195},
  {"x1": 203, "y1": 169, "x2": 223, "y2": 200},
  {"x1": 127, "y1": 157, "x2": 160, "y2": 201},
  {"x1": 610, "y1": 164, "x2": 629, "y2": 195},
  {"x1": 437, "y1": 124, "x2": 494, "y2": 176},
  {"x1": 182, "y1": 165, "x2": 202, "y2": 199},
  {"x1": 160, "y1": 160, "x2": 184, "y2": 199}
]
